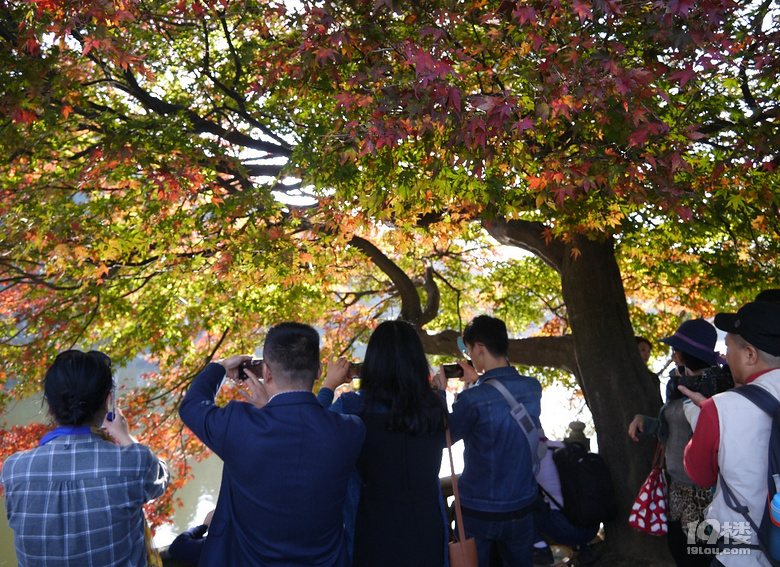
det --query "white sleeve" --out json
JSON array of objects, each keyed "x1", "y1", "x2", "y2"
[{"x1": 682, "y1": 398, "x2": 701, "y2": 431}]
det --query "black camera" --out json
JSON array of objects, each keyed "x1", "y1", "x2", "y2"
[
  {"x1": 238, "y1": 358, "x2": 263, "y2": 380},
  {"x1": 677, "y1": 366, "x2": 734, "y2": 399}
]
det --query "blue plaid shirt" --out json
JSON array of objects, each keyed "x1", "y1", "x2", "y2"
[{"x1": 1, "y1": 432, "x2": 169, "y2": 567}]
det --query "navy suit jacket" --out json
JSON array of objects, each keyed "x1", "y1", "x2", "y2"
[{"x1": 179, "y1": 363, "x2": 365, "y2": 566}]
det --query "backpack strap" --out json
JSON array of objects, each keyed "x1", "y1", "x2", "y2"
[
  {"x1": 539, "y1": 483, "x2": 564, "y2": 511},
  {"x1": 733, "y1": 384, "x2": 780, "y2": 417},
  {"x1": 484, "y1": 378, "x2": 541, "y2": 474},
  {"x1": 718, "y1": 472, "x2": 778, "y2": 564},
  {"x1": 734, "y1": 385, "x2": 780, "y2": 493}
]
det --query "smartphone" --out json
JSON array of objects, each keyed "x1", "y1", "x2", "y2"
[
  {"x1": 107, "y1": 386, "x2": 115, "y2": 421},
  {"x1": 349, "y1": 362, "x2": 363, "y2": 377},
  {"x1": 238, "y1": 358, "x2": 264, "y2": 380},
  {"x1": 442, "y1": 363, "x2": 464, "y2": 378}
]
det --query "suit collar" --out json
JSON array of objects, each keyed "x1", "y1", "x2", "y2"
[{"x1": 266, "y1": 390, "x2": 318, "y2": 407}]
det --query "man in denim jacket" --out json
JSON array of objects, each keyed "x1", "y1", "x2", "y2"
[{"x1": 448, "y1": 315, "x2": 543, "y2": 566}]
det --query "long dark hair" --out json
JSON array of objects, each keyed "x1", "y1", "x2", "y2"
[
  {"x1": 360, "y1": 320, "x2": 446, "y2": 436},
  {"x1": 44, "y1": 350, "x2": 113, "y2": 426}
]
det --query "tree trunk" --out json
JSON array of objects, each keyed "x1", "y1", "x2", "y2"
[{"x1": 558, "y1": 234, "x2": 670, "y2": 564}]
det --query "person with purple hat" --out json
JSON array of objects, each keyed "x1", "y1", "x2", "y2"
[
  {"x1": 629, "y1": 319, "x2": 725, "y2": 566},
  {"x1": 685, "y1": 301, "x2": 780, "y2": 567}
]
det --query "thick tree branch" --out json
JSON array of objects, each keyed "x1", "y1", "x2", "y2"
[
  {"x1": 419, "y1": 330, "x2": 576, "y2": 372},
  {"x1": 483, "y1": 218, "x2": 566, "y2": 273},
  {"x1": 348, "y1": 235, "x2": 424, "y2": 324}
]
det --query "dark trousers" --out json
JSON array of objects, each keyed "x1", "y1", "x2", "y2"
[{"x1": 667, "y1": 519, "x2": 715, "y2": 567}]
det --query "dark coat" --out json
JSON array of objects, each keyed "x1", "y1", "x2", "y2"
[{"x1": 180, "y1": 363, "x2": 365, "y2": 566}]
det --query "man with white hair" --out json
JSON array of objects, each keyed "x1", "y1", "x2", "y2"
[{"x1": 684, "y1": 301, "x2": 780, "y2": 566}]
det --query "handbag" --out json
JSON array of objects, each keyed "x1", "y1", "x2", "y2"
[
  {"x1": 446, "y1": 427, "x2": 479, "y2": 567},
  {"x1": 628, "y1": 441, "x2": 668, "y2": 535}
]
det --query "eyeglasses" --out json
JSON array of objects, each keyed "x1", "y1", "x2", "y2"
[{"x1": 457, "y1": 336, "x2": 471, "y2": 360}]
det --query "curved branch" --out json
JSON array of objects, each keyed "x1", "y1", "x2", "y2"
[
  {"x1": 483, "y1": 218, "x2": 566, "y2": 273},
  {"x1": 347, "y1": 235, "x2": 424, "y2": 324}
]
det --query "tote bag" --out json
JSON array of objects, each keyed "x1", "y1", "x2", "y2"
[
  {"x1": 446, "y1": 428, "x2": 478, "y2": 567},
  {"x1": 628, "y1": 442, "x2": 668, "y2": 535}
]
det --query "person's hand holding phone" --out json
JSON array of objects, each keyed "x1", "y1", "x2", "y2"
[
  {"x1": 240, "y1": 367, "x2": 270, "y2": 409},
  {"x1": 103, "y1": 406, "x2": 135, "y2": 446},
  {"x1": 107, "y1": 386, "x2": 115, "y2": 422},
  {"x1": 322, "y1": 357, "x2": 353, "y2": 391},
  {"x1": 217, "y1": 355, "x2": 253, "y2": 381},
  {"x1": 457, "y1": 360, "x2": 479, "y2": 383}
]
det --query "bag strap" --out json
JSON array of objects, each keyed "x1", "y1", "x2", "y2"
[
  {"x1": 539, "y1": 483, "x2": 564, "y2": 511},
  {"x1": 733, "y1": 384, "x2": 780, "y2": 417},
  {"x1": 446, "y1": 427, "x2": 468, "y2": 544},
  {"x1": 652, "y1": 440, "x2": 666, "y2": 470},
  {"x1": 733, "y1": 385, "x2": 780, "y2": 493},
  {"x1": 718, "y1": 473, "x2": 780, "y2": 566},
  {"x1": 483, "y1": 379, "x2": 540, "y2": 471}
]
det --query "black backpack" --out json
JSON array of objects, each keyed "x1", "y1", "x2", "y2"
[
  {"x1": 719, "y1": 385, "x2": 780, "y2": 565},
  {"x1": 543, "y1": 442, "x2": 618, "y2": 527}
]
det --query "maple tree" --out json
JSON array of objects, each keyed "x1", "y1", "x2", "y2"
[{"x1": 1, "y1": 0, "x2": 779, "y2": 561}]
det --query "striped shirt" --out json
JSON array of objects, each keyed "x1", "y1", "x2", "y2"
[{"x1": 1, "y1": 432, "x2": 169, "y2": 567}]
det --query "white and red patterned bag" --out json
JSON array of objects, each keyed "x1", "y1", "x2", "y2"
[{"x1": 628, "y1": 443, "x2": 668, "y2": 535}]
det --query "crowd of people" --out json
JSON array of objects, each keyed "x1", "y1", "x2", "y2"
[{"x1": 1, "y1": 293, "x2": 780, "y2": 567}]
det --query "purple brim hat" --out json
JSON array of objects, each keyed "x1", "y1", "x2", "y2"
[{"x1": 659, "y1": 319, "x2": 719, "y2": 366}]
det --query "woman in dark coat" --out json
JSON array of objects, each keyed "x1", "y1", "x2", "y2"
[{"x1": 319, "y1": 320, "x2": 448, "y2": 567}]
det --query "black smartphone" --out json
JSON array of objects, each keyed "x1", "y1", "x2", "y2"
[
  {"x1": 349, "y1": 362, "x2": 363, "y2": 377},
  {"x1": 107, "y1": 386, "x2": 115, "y2": 421},
  {"x1": 442, "y1": 363, "x2": 464, "y2": 378},
  {"x1": 238, "y1": 359, "x2": 264, "y2": 380}
]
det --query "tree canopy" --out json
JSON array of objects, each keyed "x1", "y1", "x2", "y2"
[{"x1": 1, "y1": 0, "x2": 778, "y2": 559}]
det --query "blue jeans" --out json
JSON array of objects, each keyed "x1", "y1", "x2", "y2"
[{"x1": 462, "y1": 511, "x2": 534, "y2": 567}]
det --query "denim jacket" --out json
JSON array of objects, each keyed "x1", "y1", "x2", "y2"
[{"x1": 449, "y1": 366, "x2": 542, "y2": 513}]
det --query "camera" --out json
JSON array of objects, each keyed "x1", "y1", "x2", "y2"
[
  {"x1": 677, "y1": 366, "x2": 734, "y2": 398},
  {"x1": 238, "y1": 358, "x2": 263, "y2": 380},
  {"x1": 442, "y1": 363, "x2": 464, "y2": 378}
]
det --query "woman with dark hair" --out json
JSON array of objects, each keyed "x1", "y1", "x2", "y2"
[
  {"x1": 319, "y1": 320, "x2": 448, "y2": 567},
  {"x1": 1, "y1": 350, "x2": 170, "y2": 567},
  {"x1": 628, "y1": 320, "x2": 729, "y2": 566}
]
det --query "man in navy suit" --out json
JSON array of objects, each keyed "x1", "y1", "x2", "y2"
[{"x1": 180, "y1": 322, "x2": 366, "y2": 566}]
